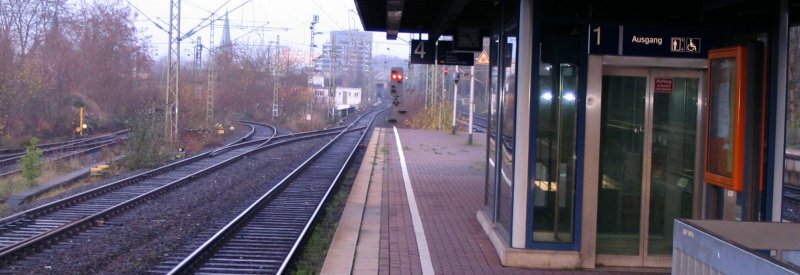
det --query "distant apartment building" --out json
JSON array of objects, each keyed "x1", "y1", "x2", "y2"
[
  {"x1": 313, "y1": 31, "x2": 372, "y2": 84},
  {"x1": 313, "y1": 87, "x2": 362, "y2": 107}
]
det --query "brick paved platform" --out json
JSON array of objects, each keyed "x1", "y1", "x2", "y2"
[{"x1": 322, "y1": 127, "x2": 666, "y2": 275}]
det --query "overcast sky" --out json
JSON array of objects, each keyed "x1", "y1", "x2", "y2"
[{"x1": 109, "y1": 0, "x2": 411, "y2": 60}]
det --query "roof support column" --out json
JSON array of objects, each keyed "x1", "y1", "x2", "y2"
[
  {"x1": 512, "y1": 0, "x2": 533, "y2": 249},
  {"x1": 767, "y1": 0, "x2": 789, "y2": 222}
]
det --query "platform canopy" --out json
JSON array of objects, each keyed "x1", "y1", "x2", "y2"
[
  {"x1": 354, "y1": 0, "x2": 798, "y2": 41},
  {"x1": 354, "y1": 0, "x2": 495, "y2": 40}
]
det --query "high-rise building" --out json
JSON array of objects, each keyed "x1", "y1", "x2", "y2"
[{"x1": 314, "y1": 31, "x2": 372, "y2": 84}]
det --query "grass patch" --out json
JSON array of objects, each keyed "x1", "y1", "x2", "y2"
[
  {"x1": 0, "y1": 146, "x2": 128, "y2": 215},
  {"x1": 0, "y1": 158, "x2": 82, "y2": 200},
  {"x1": 0, "y1": 176, "x2": 34, "y2": 201},
  {"x1": 380, "y1": 146, "x2": 390, "y2": 163},
  {"x1": 34, "y1": 163, "x2": 126, "y2": 202}
]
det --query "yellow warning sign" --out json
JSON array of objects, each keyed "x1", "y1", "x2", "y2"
[{"x1": 476, "y1": 51, "x2": 489, "y2": 65}]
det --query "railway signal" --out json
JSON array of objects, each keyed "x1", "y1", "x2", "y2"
[
  {"x1": 388, "y1": 67, "x2": 405, "y2": 123},
  {"x1": 391, "y1": 70, "x2": 403, "y2": 83},
  {"x1": 390, "y1": 69, "x2": 403, "y2": 106},
  {"x1": 76, "y1": 107, "x2": 88, "y2": 136}
]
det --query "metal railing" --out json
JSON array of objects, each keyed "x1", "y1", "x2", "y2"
[{"x1": 784, "y1": 149, "x2": 800, "y2": 187}]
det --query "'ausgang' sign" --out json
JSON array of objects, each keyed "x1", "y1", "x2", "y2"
[{"x1": 590, "y1": 25, "x2": 716, "y2": 58}]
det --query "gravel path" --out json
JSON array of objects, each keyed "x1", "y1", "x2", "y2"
[
  {"x1": 3, "y1": 137, "x2": 330, "y2": 274},
  {"x1": 783, "y1": 187, "x2": 800, "y2": 222}
]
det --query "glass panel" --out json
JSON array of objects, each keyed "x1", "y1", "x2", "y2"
[
  {"x1": 498, "y1": 34, "x2": 518, "y2": 233},
  {"x1": 706, "y1": 58, "x2": 737, "y2": 178},
  {"x1": 648, "y1": 77, "x2": 698, "y2": 255},
  {"x1": 484, "y1": 34, "x2": 501, "y2": 215},
  {"x1": 783, "y1": 25, "x2": 800, "y2": 222},
  {"x1": 597, "y1": 75, "x2": 646, "y2": 255},
  {"x1": 532, "y1": 62, "x2": 578, "y2": 243}
]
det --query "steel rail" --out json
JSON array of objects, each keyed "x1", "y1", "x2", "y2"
[
  {"x1": 166, "y1": 108, "x2": 383, "y2": 274},
  {"x1": 0, "y1": 122, "x2": 353, "y2": 265},
  {"x1": 0, "y1": 122, "x2": 265, "y2": 226},
  {"x1": 0, "y1": 139, "x2": 121, "y2": 179}
]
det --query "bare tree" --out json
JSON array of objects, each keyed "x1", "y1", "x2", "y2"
[
  {"x1": 0, "y1": 0, "x2": 64, "y2": 56},
  {"x1": 0, "y1": 0, "x2": 152, "y2": 142}
]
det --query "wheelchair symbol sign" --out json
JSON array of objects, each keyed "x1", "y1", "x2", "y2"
[{"x1": 686, "y1": 38, "x2": 700, "y2": 52}]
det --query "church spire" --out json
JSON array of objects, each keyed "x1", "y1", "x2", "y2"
[{"x1": 221, "y1": 12, "x2": 232, "y2": 47}]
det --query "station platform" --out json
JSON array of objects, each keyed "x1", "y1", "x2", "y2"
[{"x1": 322, "y1": 127, "x2": 664, "y2": 275}]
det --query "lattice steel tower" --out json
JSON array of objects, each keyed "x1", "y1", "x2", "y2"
[
  {"x1": 166, "y1": 0, "x2": 181, "y2": 143},
  {"x1": 206, "y1": 13, "x2": 216, "y2": 128}
]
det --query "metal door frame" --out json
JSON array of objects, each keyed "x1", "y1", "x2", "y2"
[{"x1": 596, "y1": 66, "x2": 704, "y2": 268}]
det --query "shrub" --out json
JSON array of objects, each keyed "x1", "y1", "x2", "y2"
[
  {"x1": 124, "y1": 108, "x2": 167, "y2": 169},
  {"x1": 19, "y1": 137, "x2": 43, "y2": 186}
]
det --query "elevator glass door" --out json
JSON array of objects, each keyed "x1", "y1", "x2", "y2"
[{"x1": 597, "y1": 68, "x2": 701, "y2": 267}]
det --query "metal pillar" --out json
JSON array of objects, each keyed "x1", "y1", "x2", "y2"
[
  {"x1": 425, "y1": 64, "x2": 432, "y2": 108},
  {"x1": 272, "y1": 36, "x2": 281, "y2": 119},
  {"x1": 407, "y1": 64, "x2": 416, "y2": 100},
  {"x1": 307, "y1": 15, "x2": 319, "y2": 124},
  {"x1": 452, "y1": 65, "x2": 459, "y2": 134},
  {"x1": 468, "y1": 65, "x2": 475, "y2": 144},
  {"x1": 439, "y1": 65, "x2": 445, "y2": 130},
  {"x1": 328, "y1": 38, "x2": 336, "y2": 122},
  {"x1": 166, "y1": 0, "x2": 181, "y2": 144},
  {"x1": 193, "y1": 37, "x2": 202, "y2": 77}
]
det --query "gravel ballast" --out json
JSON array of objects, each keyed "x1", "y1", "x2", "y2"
[{"x1": 4, "y1": 137, "x2": 331, "y2": 274}]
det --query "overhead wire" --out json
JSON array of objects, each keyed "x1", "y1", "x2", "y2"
[
  {"x1": 182, "y1": 0, "x2": 212, "y2": 13},
  {"x1": 231, "y1": 22, "x2": 288, "y2": 43},
  {"x1": 181, "y1": 0, "x2": 239, "y2": 40},
  {"x1": 127, "y1": 0, "x2": 401, "y2": 58},
  {"x1": 309, "y1": 0, "x2": 343, "y2": 30},
  {"x1": 124, "y1": 0, "x2": 168, "y2": 33}
]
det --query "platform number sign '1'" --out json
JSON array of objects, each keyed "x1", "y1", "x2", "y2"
[
  {"x1": 589, "y1": 25, "x2": 620, "y2": 55},
  {"x1": 410, "y1": 40, "x2": 436, "y2": 64},
  {"x1": 590, "y1": 24, "x2": 710, "y2": 58},
  {"x1": 593, "y1": 26, "x2": 600, "y2": 45}
]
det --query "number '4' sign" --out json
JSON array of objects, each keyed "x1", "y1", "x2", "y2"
[
  {"x1": 414, "y1": 41, "x2": 427, "y2": 58},
  {"x1": 410, "y1": 40, "x2": 435, "y2": 64}
]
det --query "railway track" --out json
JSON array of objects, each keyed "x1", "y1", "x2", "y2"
[
  {"x1": 0, "y1": 122, "x2": 275, "y2": 265},
  {"x1": 0, "y1": 118, "x2": 368, "y2": 268},
  {"x1": 0, "y1": 131, "x2": 120, "y2": 156},
  {"x1": 0, "y1": 130, "x2": 129, "y2": 178},
  {"x1": 786, "y1": 185, "x2": 800, "y2": 201},
  {"x1": 163, "y1": 109, "x2": 382, "y2": 274},
  {"x1": 457, "y1": 111, "x2": 487, "y2": 133}
]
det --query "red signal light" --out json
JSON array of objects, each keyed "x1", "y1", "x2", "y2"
[{"x1": 391, "y1": 72, "x2": 403, "y2": 81}]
